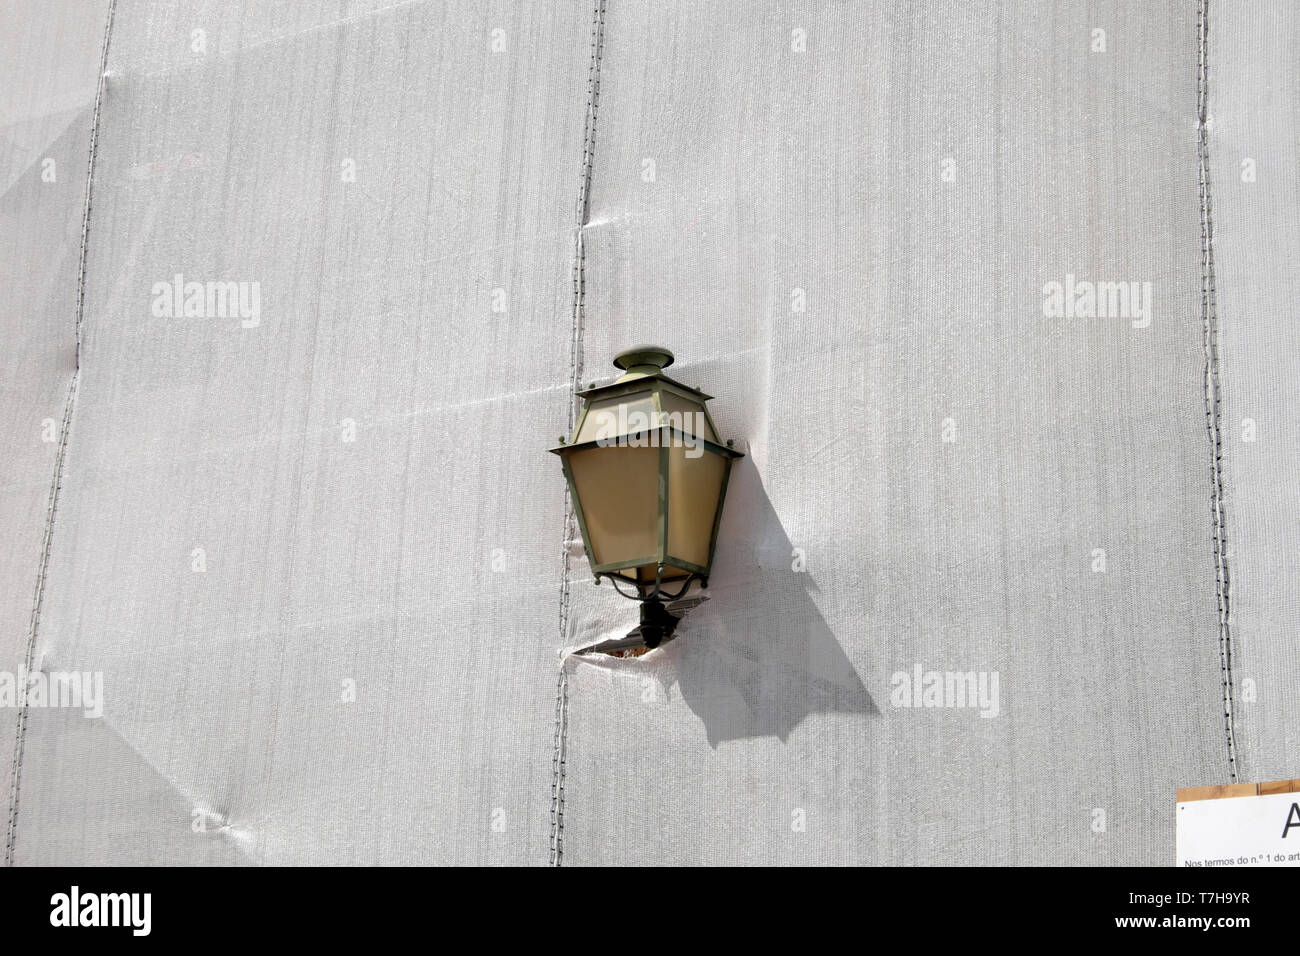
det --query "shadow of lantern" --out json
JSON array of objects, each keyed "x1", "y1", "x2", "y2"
[{"x1": 656, "y1": 458, "x2": 878, "y2": 746}]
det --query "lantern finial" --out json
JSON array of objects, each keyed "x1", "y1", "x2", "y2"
[{"x1": 613, "y1": 345, "x2": 674, "y2": 377}]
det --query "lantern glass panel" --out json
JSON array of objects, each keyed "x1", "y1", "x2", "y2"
[
  {"x1": 666, "y1": 443, "x2": 726, "y2": 568},
  {"x1": 567, "y1": 443, "x2": 660, "y2": 565},
  {"x1": 658, "y1": 390, "x2": 716, "y2": 441},
  {"x1": 575, "y1": 394, "x2": 657, "y2": 444}
]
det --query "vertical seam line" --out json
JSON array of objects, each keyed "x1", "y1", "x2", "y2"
[
  {"x1": 551, "y1": 0, "x2": 606, "y2": 868},
  {"x1": 5, "y1": 0, "x2": 119, "y2": 867},
  {"x1": 1197, "y1": 0, "x2": 1238, "y2": 782}
]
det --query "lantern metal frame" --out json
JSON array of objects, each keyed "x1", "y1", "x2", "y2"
[{"x1": 549, "y1": 347, "x2": 744, "y2": 602}]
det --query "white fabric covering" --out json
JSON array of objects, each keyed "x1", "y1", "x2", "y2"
[{"x1": 1, "y1": 0, "x2": 1294, "y2": 865}]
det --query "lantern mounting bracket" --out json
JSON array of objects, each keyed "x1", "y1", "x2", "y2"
[
  {"x1": 601, "y1": 570, "x2": 698, "y2": 603},
  {"x1": 573, "y1": 592, "x2": 710, "y2": 655}
]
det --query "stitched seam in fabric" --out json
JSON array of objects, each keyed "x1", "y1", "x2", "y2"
[
  {"x1": 5, "y1": 0, "x2": 119, "y2": 867},
  {"x1": 551, "y1": 0, "x2": 606, "y2": 868},
  {"x1": 548, "y1": 663, "x2": 569, "y2": 865},
  {"x1": 1196, "y1": 0, "x2": 1238, "y2": 783}
]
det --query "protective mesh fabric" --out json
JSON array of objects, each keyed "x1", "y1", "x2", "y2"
[
  {"x1": 562, "y1": 0, "x2": 1224, "y2": 866},
  {"x1": 11, "y1": 0, "x2": 590, "y2": 865},
  {"x1": 1209, "y1": 4, "x2": 1300, "y2": 780},
  {"x1": 1, "y1": 0, "x2": 1296, "y2": 866},
  {"x1": 0, "y1": 0, "x2": 114, "y2": 832}
]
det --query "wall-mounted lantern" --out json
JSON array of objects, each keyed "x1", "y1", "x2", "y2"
[{"x1": 550, "y1": 346, "x2": 743, "y2": 650}]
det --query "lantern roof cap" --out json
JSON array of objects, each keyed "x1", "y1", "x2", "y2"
[
  {"x1": 613, "y1": 345, "x2": 674, "y2": 375},
  {"x1": 576, "y1": 345, "x2": 714, "y2": 400}
]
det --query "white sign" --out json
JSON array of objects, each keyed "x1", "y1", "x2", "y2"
[{"x1": 1177, "y1": 790, "x2": 1300, "y2": 867}]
